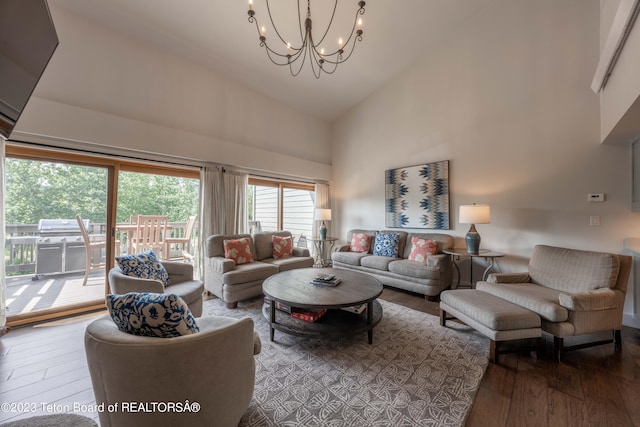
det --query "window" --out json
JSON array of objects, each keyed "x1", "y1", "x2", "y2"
[{"x1": 248, "y1": 178, "x2": 315, "y2": 242}]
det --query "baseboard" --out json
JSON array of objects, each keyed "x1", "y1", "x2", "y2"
[{"x1": 623, "y1": 313, "x2": 640, "y2": 329}]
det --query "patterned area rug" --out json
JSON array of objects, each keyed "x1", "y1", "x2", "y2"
[{"x1": 203, "y1": 297, "x2": 489, "y2": 427}]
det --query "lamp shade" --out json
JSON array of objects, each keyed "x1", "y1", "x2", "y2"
[
  {"x1": 459, "y1": 204, "x2": 490, "y2": 224},
  {"x1": 315, "y1": 208, "x2": 332, "y2": 221}
]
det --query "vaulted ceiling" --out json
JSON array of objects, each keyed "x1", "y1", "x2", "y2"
[{"x1": 55, "y1": 0, "x2": 506, "y2": 122}]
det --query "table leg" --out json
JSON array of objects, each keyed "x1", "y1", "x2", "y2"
[
  {"x1": 451, "y1": 255, "x2": 461, "y2": 289},
  {"x1": 367, "y1": 301, "x2": 373, "y2": 345},
  {"x1": 269, "y1": 300, "x2": 276, "y2": 342}
]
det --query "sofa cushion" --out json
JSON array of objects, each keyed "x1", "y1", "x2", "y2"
[
  {"x1": 388, "y1": 259, "x2": 440, "y2": 280},
  {"x1": 223, "y1": 262, "x2": 279, "y2": 285},
  {"x1": 106, "y1": 292, "x2": 199, "y2": 338},
  {"x1": 272, "y1": 235, "x2": 293, "y2": 259},
  {"x1": 373, "y1": 232, "x2": 401, "y2": 258},
  {"x1": 264, "y1": 256, "x2": 314, "y2": 272},
  {"x1": 224, "y1": 237, "x2": 254, "y2": 265},
  {"x1": 529, "y1": 245, "x2": 620, "y2": 292},
  {"x1": 116, "y1": 250, "x2": 170, "y2": 286},
  {"x1": 361, "y1": 255, "x2": 395, "y2": 271},
  {"x1": 350, "y1": 233, "x2": 372, "y2": 253},
  {"x1": 407, "y1": 237, "x2": 437, "y2": 263},
  {"x1": 476, "y1": 281, "x2": 568, "y2": 322},
  {"x1": 332, "y1": 251, "x2": 369, "y2": 266}
]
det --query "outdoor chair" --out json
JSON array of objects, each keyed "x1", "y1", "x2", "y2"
[{"x1": 76, "y1": 214, "x2": 107, "y2": 286}]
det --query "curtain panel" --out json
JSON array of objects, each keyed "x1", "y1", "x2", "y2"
[
  {"x1": 0, "y1": 138, "x2": 6, "y2": 334},
  {"x1": 199, "y1": 166, "x2": 247, "y2": 278}
]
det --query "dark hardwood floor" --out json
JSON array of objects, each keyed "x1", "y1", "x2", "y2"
[
  {"x1": 1, "y1": 287, "x2": 639, "y2": 426},
  {"x1": 381, "y1": 287, "x2": 640, "y2": 427}
]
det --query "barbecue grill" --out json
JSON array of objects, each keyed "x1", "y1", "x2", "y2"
[{"x1": 34, "y1": 219, "x2": 88, "y2": 279}]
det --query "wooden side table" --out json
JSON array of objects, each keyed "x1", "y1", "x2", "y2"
[
  {"x1": 307, "y1": 237, "x2": 338, "y2": 267},
  {"x1": 443, "y1": 248, "x2": 504, "y2": 289}
]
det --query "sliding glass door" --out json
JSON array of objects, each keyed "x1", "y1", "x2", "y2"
[
  {"x1": 4, "y1": 149, "x2": 111, "y2": 325},
  {"x1": 4, "y1": 146, "x2": 200, "y2": 326}
]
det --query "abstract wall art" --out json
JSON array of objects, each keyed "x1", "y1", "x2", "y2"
[{"x1": 385, "y1": 160, "x2": 450, "y2": 229}]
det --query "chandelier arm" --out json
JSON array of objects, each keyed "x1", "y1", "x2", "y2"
[
  {"x1": 263, "y1": 41, "x2": 305, "y2": 64},
  {"x1": 336, "y1": 8, "x2": 363, "y2": 52},
  {"x1": 314, "y1": 0, "x2": 338, "y2": 47},
  {"x1": 266, "y1": 0, "x2": 290, "y2": 46},
  {"x1": 297, "y1": 0, "x2": 305, "y2": 43},
  {"x1": 322, "y1": 35, "x2": 359, "y2": 65},
  {"x1": 289, "y1": 44, "x2": 308, "y2": 76}
]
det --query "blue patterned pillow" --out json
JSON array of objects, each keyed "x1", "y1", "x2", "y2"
[
  {"x1": 373, "y1": 232, "x2": 401, "y2": 258},
  {"x1": 106, "y1": 292, "x2": 199, "y2": 337},
  {"x1": 116, "y1": 251, "x2": 170, "y2": 286}
]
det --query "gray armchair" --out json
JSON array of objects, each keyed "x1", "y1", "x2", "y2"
[
  {"x1": 85, "y1": 315, "x2": 261, "y2": 427},
  {"x1": 108, "y1": 261, "x2": 204, "y2": 317}
]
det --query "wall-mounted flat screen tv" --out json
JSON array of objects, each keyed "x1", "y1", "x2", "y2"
[{"x1": 0, "y1": 0, "x2": 58, "y2": 139}]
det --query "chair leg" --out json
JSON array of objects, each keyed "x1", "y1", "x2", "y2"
[
  {"x1": 440, "y1": 309, "x2": 447, "y2": 326},
  {"x1": 614, "y1": 329, "x2": 622, "y2": 351},
  {"x1": 226, "y1": 302, "x2": 238, "y2": 309},
  {"x1": 490, "y1": 340, "x2": 500, "y2": 364},
  {"x1": 83, "y1": 251, "x2": 90, "y2": 286},
  {"x1": 553, "y1": 336, "x2": 563, "y2": 362}
]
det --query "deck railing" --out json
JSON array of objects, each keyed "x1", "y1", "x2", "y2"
[{"x1": 5, "y1": 221, "x2": 191, "y2": 275}]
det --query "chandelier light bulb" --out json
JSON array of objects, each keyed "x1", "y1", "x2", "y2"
[{"x1": 246, "y1": 0, "x2": 367, "y2": 78}]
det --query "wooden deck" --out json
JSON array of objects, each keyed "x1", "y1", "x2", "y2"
[{"x1": 5, "y1": 271, "x2": 107, "y2": 317}]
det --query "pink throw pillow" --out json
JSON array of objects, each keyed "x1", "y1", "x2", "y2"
[
  {"x1": 223, "y1": 237, "x2": 254, "y2": 265},
  {"x1": 408, "y1": 237, "x2": 437, "y2": 263},
  {"x1": 350, "y1": 233, "x2": 372, "y2": 253},
  {"x1": 272, "y1": 235, "x2": 293, "y2": 259}
]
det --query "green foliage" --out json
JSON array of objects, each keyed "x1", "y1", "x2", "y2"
[{"x1": 5, "y1": 159, "x2": 199, "y2": 225}]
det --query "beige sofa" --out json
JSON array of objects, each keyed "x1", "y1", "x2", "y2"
[
  {"x1": 85, "y1": 315, "x2": 260, "y2": 427},
  {"x1": 108, "y1": 261, "x2": 204, "y2": 317},
  {"x1": 331, "y1": 229, "x2": 455, "y2": 299},
  {"x1": 475, "y1": 244, "x2": 632, "y2": 360},
  {"x1": 204, "y1": 231, "x2": 314, "y2": 308}
]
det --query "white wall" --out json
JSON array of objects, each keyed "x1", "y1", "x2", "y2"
[
  {"x1": 331, "y1": 0, "x2": 640, "y2": 324},
  {"x1": 14, "y1": 4, "x2": 332, "y2": 181}
]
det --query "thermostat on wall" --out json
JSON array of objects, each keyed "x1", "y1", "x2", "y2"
[{"x1": 587, "y1": 193, "x2": 605, "y2": 202}]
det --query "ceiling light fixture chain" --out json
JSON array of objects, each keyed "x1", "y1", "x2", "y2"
[{"x1": 247, "y1": 0, "x2": 366, "y2": 78}]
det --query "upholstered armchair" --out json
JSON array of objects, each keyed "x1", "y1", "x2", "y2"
[
  {"x1": 476, "y1": 245, "x2": 632, "y2": 359},
  {"x1": 85, "y1": 315, "x2": 261, "y2": 427},
  {"x1": 108, "y1": 261, "x2": 204, "y2": 317}
]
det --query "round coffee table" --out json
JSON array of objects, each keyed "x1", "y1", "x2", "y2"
[{"x1": 262, "y1": 268, "x2": 383, "y2": 344}]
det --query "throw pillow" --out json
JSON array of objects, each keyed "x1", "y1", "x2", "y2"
[
  {"x1": 272, "y1": 235, "x2": 293, "y2": 259},
  {"x1": 408, "y1": 237, "x2": 437, "y2": 263},
  {"x1": 350, "y1": 233, "x2": 372, "y2": 253},
  {"x1": 372, "y1": 232, "x2": 401, "y2": 258},
  {"x1": 106, "y1": 292, "x2": 199, "y2": 338},
  {"x1": 116, "y1": 250, "x2": 170, "y2": 286},
  {"x1": 223, "y1": 237, "x2": 254, "y2": 265}
]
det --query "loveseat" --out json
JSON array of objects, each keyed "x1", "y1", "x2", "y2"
[
  {"x1": 475, "y1": 244, "x2": 632, "y2": 359},
  {"x1": 204, "y1": 231, "x2": 314, "y2": 308},
  {"x1": 331, "y1": 229, "x2": 455, "y2": 298}
]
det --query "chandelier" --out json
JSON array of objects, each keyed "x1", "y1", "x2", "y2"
[{"x1": 247, "y1": 0, "x2": 366, "y2": 78}]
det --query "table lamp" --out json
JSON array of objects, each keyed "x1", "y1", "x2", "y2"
[
  {"x1": 459, "y1": 204, "x2": 490, "y2": 255},
  {"x1": 315, "y1": 208, "x2": 332, "y2": 240}
]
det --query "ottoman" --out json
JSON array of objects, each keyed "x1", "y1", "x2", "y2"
[{"x1": 440, "y1": 289, "x2": 542, "y2": 363}]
